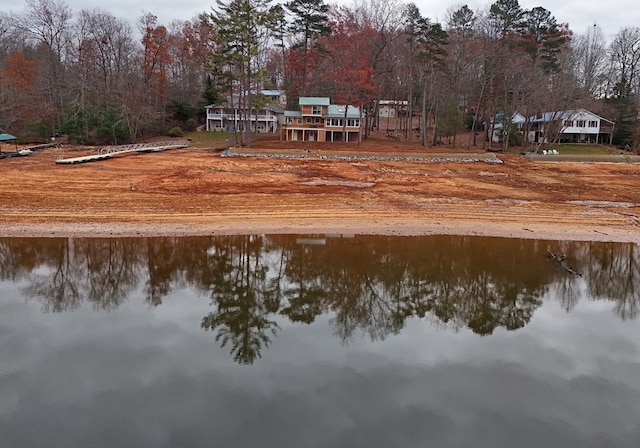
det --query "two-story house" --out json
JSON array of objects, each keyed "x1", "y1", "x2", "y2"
[
  {"x1": 283, "y1": 97, "x2": 362, "y2": 143},
  {"x1": 205, "y1": 90, "x2": 287, "y2": 133},
  {"x1": 526, "y1": 109, "x2": 615, "y2": 144},
  {"x1": 490, "y1": 109, "x2": 615, "y2": 145}
]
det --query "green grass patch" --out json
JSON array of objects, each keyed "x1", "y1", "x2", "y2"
[
  {"x1": 509, "y1": 143, "x2": 619, "y2": 155},
  {"x1": 185, "y1": 131, "x2": 231, "y2": 147},
  {"x1": 185, "y1": 131, "x2": 272, "y2": 148},
  {"x1": 552, "y1": 144, "x2": 617, "y2": 155}
]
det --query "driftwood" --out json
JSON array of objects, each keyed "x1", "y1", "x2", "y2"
[{"x1": 547, "y1": 250, "x2": 582, "y2": 276}]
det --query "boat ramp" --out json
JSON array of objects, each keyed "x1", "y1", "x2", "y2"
[{"x1": 55, "y1": 140, "x2": 189, "y2": 165}]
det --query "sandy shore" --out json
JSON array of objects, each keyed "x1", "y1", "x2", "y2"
[
  {"x1": 1, "y1": 145, "x2": 639, "y2": 243},
  {"x1": 1, "y1": 217, "x2": 638, "y2": 243}
]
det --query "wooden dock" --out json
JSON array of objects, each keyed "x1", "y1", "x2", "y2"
[{"x1": 55, "y1": 140, "x2": 189, "y2": 165}]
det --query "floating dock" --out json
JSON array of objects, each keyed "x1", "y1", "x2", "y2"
[{"x1": 55, "y1": 140, "x2": 189, "y2": 165}]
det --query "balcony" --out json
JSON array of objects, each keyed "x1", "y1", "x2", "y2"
[
  {"x1": 286, "y1": 122, "x2": 325, "y2": 129},
  {"x1": 207, "y1": 112, "x2": 277, "y2": 122}
]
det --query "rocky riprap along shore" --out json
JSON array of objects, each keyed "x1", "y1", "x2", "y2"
[{"x1": 221, "y1": 149, "x2": 504, "y2": 164}]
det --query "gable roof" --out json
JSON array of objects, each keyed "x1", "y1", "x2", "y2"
[
  {"x1": 261, "y1": 89, "x2": 285, "y2": 97},
  {"x1": 491, "y1": 112, "x2": 525, "y2": 130},
  {"x1": 299, "y1": 97, "x2": 330, "y2": 106},
  {"x1": 528, "y1": 109, "x2": 615, "y2": 124},
  {"x1": 326, "y1": 104, "x2": 361, "y2": 118}
]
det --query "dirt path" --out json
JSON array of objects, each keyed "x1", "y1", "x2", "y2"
[{"x1": 1, "y1": 135, "x2": 639, "y2": 242}]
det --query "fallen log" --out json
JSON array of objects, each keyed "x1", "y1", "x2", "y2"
[{"x1": 547, "y1": 250, "x2": 582, "y2": 276}]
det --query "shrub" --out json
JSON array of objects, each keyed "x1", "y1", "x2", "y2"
[{"x1": 167, "y1": 126, "x2": 184, "y2": 137}]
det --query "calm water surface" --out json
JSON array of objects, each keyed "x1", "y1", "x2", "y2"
[{"x1": 0, "y1": 235, "x2": 639, "y2": 447}]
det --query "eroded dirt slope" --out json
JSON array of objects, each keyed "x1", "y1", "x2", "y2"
[{"x1": 1, "y1": 134, "x2": 639, "y2": 241}]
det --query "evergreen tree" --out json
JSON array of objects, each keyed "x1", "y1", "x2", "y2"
[
  {"x1": 204, "y1": 0, "x2": 274, "y2": 147},
  {"x1": 285, "y1": 0, "x2": 331, "y2": 98}
]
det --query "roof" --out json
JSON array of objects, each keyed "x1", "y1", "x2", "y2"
[
  {"x1": 528, "y1": 109, "x2": 615, "y2": 124},
  {"x1": 490, "y1": 112, "x2": 525, "y2": 129},
  {"x1": 326, "y1": 105, "x2": 361, "y2": 118},
  {"x1": 265, "y1": 104, "x2": 285, "y2": 113},
  {"x1": 205, "y1": 94, "x2": 286, "y2": 110},
  {"x1": 529, "y1": 110, "x2": 576, "y2": 123},
  {"x1": 299, "y1": 97, "x2": 330, "y2": 106},
  {"x1": 0, "y1": 133, "x2": 17, "y2": 141},
  {"x1": 378, "y1": 100, "x2": 408, "y2": 105},
  {"x1": 261, "y1": 90, "x2": 285, "y2": 97}
]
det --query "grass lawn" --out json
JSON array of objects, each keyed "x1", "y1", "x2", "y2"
[
  {"x1": 551, "y1": 144, "x2": 620, "y2": 155},
  {"x1": 508, "y1": 143, "x2": 621, "y2": 155},
  {"x1": 185, "y1": 131, "x2": 231, "y2": 148},
  {"x1": 185, "y1": 131, "x2": 275, "y2": 149}
]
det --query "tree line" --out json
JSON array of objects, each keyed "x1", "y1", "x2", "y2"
[{"x1": 0, "y1": 0, "x2": 638, "y2": 148}]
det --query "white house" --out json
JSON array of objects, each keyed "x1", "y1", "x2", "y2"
[
  {"x1": 489, "y1": 112, "x2": 526, "y2": 143},
  {"x1": 205, "y1": 90, "x2": 286, "y2": 133},
  {"x1": 526, "y1": 109, "x2": 615, "y2": 144},
  {"x1": 490, "y1": 109, "x2": 615, "y2": 145},
  {"x1": 377, "y1": 100, "x2": 408, "y2": 118}
]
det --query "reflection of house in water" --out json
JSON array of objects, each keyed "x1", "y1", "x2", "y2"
[
  {"x1": 296, "y1": 234, "x2": 355, "y2": 245},
  {"x1": 296, "y1": 238, "x2": 326, "y2": 246}
]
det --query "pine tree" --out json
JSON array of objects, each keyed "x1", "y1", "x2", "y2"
[{"x1": 205, "y1": 0, "x2": 274, "y2": 147}]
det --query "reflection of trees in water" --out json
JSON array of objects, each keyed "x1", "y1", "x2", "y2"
[
  {"x1": 2, "y1": 238, "x2": 143, "y2": 312},
  {"x1": 0, "y1": 238, "x2": 42, "y2": 282},
  {"x1": 200, "y1": 236, "x2": 281, "y2": 365},
  {"x1": 1, "y1": 236, "x2": 638, "y2": 363},
  {"x1": 585, "y1": 242, "x2": 640, "y2": 320},
  {"x1": 80, "y1": 239, "x2": 141, "y2": 310},
  {"x1": 395, "y1": 237, "x2": 545, "y2": 336},
  {"x1": 23, "y1": 239, "x2": 84, "y2": 312},
  {"x1": 278, "y1": 238, "x2": 327, "y2": 325},
  {"x1": 145, "y1": 238, "x2": 183, "y2": 306},
  {"x1": 546, "y1": 240, "x2": 640, "y2": 320},
  {"x1": 316, "y1": 237, "x2": 407, "y2": 342}
]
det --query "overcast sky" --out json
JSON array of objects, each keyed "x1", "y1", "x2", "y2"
[{"x1": 0, "y1": 0, "x2": 635, "y2": 42}]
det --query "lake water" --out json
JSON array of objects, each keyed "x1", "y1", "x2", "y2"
[{"x1": 1, "y1": 235, "x2": 639, "y2": 447}]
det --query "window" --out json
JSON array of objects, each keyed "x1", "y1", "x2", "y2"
[
  {"x1": 297, "y1": 118, "x2": 302, "y2": 124},
  {"x1": 314, "y1": 118, "x2": 321, "y2": 123},
  {"x1": 563, "y1": 120, "x2": 571, "y2": 127},
  {"x1": 327, "y1": 118, "x2": 342, "y2": 126},
  {"x1": 286, "y1": 117, "x2": 293, "y2": 124},
  {"x1": 577, "y1": 120, "x2": 586, "y2": 127},
  {"x1": 312, "y1": 105, "x2": 322, "y2": 115},
  {"x1": 306, "y1": 117, "x2": 312, "y2": 123},
  {"x1": 589, "y1": 120, "x2": 598, "y2": 127},
  {"x1": 347, "y1": 119, "x2": 360, "y2": 127}
]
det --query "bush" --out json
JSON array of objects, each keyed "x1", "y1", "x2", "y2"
[
  {"x1": 184, "y1": 118, "x2": 199, "y2": 132},
  {"x1": 167, "y1": 126, "x2": 184, "y2": 137}
]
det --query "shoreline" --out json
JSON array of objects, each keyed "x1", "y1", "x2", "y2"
[
  {"x1": 2, "y1": 218, "x2": 638, "y2": 243},
  {"x1": 2, "y1": 145, "x2": 639, "y2": 244}
]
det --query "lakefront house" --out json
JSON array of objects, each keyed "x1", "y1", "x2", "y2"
[
  {"x1": 490, "y1": 109, "x2": 615, "y2": 145},
  {"x1": 205, "y1": 90, "x2": 287, "y2": 133},
  {"x1": 283, "y1": 97, "x2": 362, "y2": 143}
]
